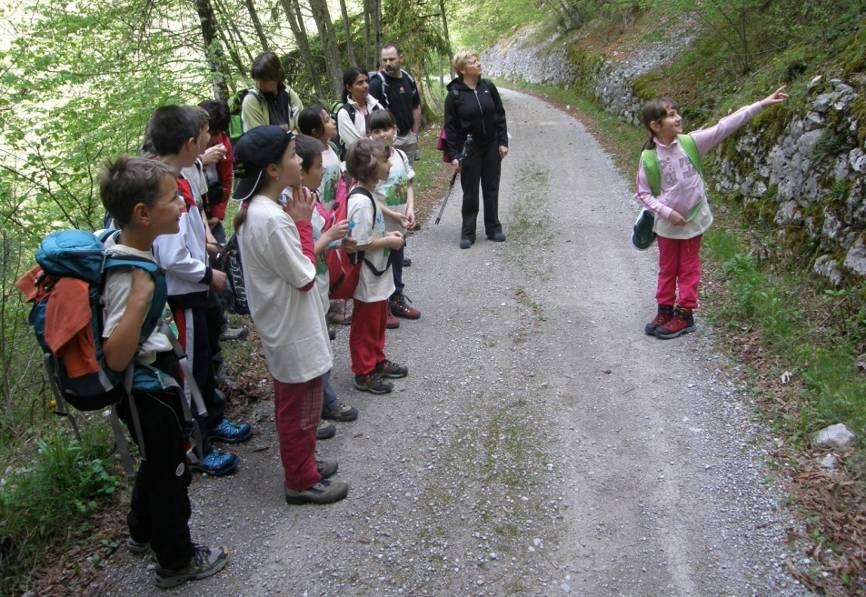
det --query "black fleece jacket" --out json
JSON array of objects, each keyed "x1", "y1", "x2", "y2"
[{"x1": 443, "y1": 78, "x2": 508, "y2": 162}]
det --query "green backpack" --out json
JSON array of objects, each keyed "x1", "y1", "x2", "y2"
[{"x1": 640, "y1": 133, "x2": 705, "y2": 221}]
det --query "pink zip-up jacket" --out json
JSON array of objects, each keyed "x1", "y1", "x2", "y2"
[{"x1": 635, "y1": 101, "x2": 764, "y2": 240}]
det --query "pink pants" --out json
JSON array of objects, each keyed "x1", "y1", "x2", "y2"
[
  {"x1": 350, "y1": 299, "x2": 387, "y2": 375},
  {"x1": 656, "y1": 235, "x2": 702, "y2": 310},
  {"x1": 273, "y1": 376, "x2": 322, "y2": 490}
]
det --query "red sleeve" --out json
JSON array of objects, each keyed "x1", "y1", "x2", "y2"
[
  {"x1": 176, "y1": 178, "x2": 197, "y2": 210},
  {"x1": 295, "y1": 219, "x2": 317, "y2": 292},
  {"x1": 212, "y1": 133, "x2": 233, "y2": 220}
]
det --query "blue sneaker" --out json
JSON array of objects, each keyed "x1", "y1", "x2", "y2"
[
  {"x1": 209, "y1": 418, "x2": 252, "y2": 444},
  {"x1": 191, "y1": 449, "x2": 239, "y2": 476}
]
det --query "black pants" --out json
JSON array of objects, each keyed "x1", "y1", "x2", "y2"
[
  {"x1": 460, "y1": 141, "x2": 502, "y2": 240},
  {"x1": 389, "y1": 245, "x2": 405, "y2": 297},
  {"x1": 118, "y1": 353, "x2": 194, "y2": 571}
]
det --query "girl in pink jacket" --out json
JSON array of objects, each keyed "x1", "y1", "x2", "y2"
[{"x1": 636, "y1": 86, "x2": 788, "y2": 339}]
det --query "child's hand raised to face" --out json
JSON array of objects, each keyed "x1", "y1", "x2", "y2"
[
  {"x1": 285, "y1": 186, "x2": 315, "y2": 223},
  {"x1": 761, "y1": 86, "x2": 789, "y2": 107}
]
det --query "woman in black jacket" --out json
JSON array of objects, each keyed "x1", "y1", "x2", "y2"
[{"x1": 443, "y1": 49, "x2": 509, "y2": 249}]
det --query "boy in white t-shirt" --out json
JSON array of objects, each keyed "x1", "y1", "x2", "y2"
[
  {"x1": 99, "y1": 156, "x2": 228, "y2": 588},
  {"x1": 368, "y1": 110, "x2": 422, "y2": 327},
  {"x1": 345, "y1": 138, "x2": 408, "y2": 394}
]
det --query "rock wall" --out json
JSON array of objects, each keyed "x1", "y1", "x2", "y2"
[{"x1": 483, "y1": 26, "x2": 866, "y2": 286}]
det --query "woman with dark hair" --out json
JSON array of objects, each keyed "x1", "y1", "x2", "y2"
[
  {"x1": 443, "y1": 49, "x2": 509, "y2": 249},
  {"x1": 335, "y1": 67, "x2": 383, "y2": 151},
  {"x1": 198, "y1": 99, "x2": 233, "y2": 245},
  {"x1": 241, "y1": 51, "x2": 304, "y2": 132}
]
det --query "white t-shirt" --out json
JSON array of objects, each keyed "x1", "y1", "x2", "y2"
[
  {"x1": 101, "y1": 234, "x2": 172, "y2": 366},
  {"x1": 347, "y1": 188, "x2": 394, "y2": 302},
  {"x1": 319, "y1": 146, "x2": 342, "y2": 212},
  {"x1": 374, "y1": 148, "x2": 415, "y2": 233},
  {"x1": 237, "y1": 195, "x2": 331, "y2": 383}
]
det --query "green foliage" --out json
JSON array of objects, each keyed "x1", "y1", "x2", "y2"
[
  {"x1": 0, "y1": 422, "x2": 118, "y2": 593},
  {"x1": 447, "y1": 0, "x2": 544, "y2": 49}
]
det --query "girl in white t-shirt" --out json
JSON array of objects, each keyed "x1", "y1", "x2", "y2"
[
  {"x1": 232, "y1": 126, "x2": 348, "y2": 506},
  {"x1": 345, "y1": 138, "x2": 408, "y2": 394}
]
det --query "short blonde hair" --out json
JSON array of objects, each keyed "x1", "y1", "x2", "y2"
[{"x1": 452, "y1": 49, "x2": 479, "y2": 77}]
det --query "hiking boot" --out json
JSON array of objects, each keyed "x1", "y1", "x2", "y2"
[
  {"x1": 127, "y1": 536, "x2": 150, "y2": 555},
  {"x1": 220, "y1": 327, "x2": 248, "y2": 341},
  {"x1": 353, "y1": 372, "x2": 393, "y2": 394},
  {"x1": 402, "y1": 257, "x2": 412, "y2": 267},
  {"x1": 390, "y1": 294, "x2": 421, "y2": 319},
  {"x1": 644, "y1": 304, "x2": 675, "y2": 336},
  {"x1": 322, "y1": 400, "x2": 358, "y2": 422},
  {"x1": 376, "y1": 359, "x2": 408, "y2": 379},
  {"x1": 486, "y1": 231, "x2": 506, "y2": 242},
  {"x1": 154, "y1": 544, "x2": 229, "y2": 589},
  {"x1": 459, "y1": 238, "x2": 473, "y2": 249},
  {"x1": 317, "y1": 419, "x2": 336, "y2": 440},
  {"x1": 191, "y1": 449, "x2": 239, "y2": 476},
  {"x1": 209, "y1": 418, "x2": 252, "y2": 444},
  {"x1": 655, "y1": 308, "x2": 696, "y2": 339},
  {"x1": 386, "y1": 312, "x2": 400, "y2": 329},
  {"x1": 284, "y1": 478, "x2": 349, "y2": 505},
  {"x1": 316, "y1": 459, "x2": 338, "y2": 479}
]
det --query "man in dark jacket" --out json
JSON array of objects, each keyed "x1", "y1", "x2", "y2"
[
  {"x1": 370, "y1": 42, "x2": 422, "y2": 161},
  {"x1": 443, "y1": 50, "x2": 509, "y2": 249}
]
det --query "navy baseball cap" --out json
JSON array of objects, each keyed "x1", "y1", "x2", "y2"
[{"x1": 233, "y1": 126, "x2": 294, "y2": 201}]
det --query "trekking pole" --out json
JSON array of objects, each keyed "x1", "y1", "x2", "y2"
[{"x1": 434, "y1": 134, "x2": 473, "y2": 225}]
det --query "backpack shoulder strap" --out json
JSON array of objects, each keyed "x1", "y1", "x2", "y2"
[
  {"x1": 402, "y1": 70, "x2": 416, "y2": 89},
  {"x1": 640, "y1": 148, "x2": 662, "y2": 197},
  {"x1": 677, "y1": 134, "x2": 704, "y2": 177}
]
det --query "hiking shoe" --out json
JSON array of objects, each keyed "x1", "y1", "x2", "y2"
[
  {"x1": 655, "y1": 308, "x2": 696, "y2": 339},
  {"x1": 322, "y1": 401, "x2": 358, "y2": 422},
  {"x1": 127, "y1": 537, "x2": 150, "y2": 555},
  {"x1": 386, "y1": 312, "x2": 400, "y2": 329},
  {"x1": 191, "y1": 449, "x2": 239, "y2": 476},
  {"x1": 154, "y1": 544, "x2": 229, "y2": 589},
  {"x1": 220, "y1": 327, "x2": 248, "y2": 341},
  {"x1": 486, "y1": 231, "x2": 506, "y2": 242},
  {"x1": 316, "y1": 459, "x2": 338, "y2": 479},
  {"x1": 390, "y1": 294, "x2": 421, "y2": 319},
  {"x1": 284, "y1": 478, "x2": 349, "y2": 505},
  {"x1": 402, "y1": 257, "x2": 412, "y2": 267},
  {"x1": 376, "y1": 359, "x2": 408, "y2": 379},
  {"x1": 317, "y1": 419, "x2": 336, "y2": 440},
  {"x1": 459, "y1": 238, "x2": 472, "y2": 249},
  {"x1": 353, "y1": 373, "x2": 393, "y2": 394},
  {"x1": 209, "y1": 418, "x2": 252, "y2": 444},
  {"x1": 644, "y1": 304, "x2": 675, "y2": 336}
]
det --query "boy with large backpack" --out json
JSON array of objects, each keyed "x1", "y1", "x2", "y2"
[
  {"x1": 99, "y1": 156, "x2": 228, "y2": 587},
  {"x1": 147, "y1": 106, "x2": 249, "y2": 476}
]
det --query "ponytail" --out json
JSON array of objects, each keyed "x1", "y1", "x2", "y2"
[{"x1": 233, "y1": 201, "x2": 249, "y2": 231}]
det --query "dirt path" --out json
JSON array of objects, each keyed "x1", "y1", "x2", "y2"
[{"x1": 99, "y1": 89, "x2": 807, "y2": 596}]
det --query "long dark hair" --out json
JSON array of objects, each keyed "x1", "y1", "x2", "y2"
[
  {"x1": 640, "y1": 97, "x2": 677, "y2": 150},
  {"x1": 342, "y1": 67, "x2": 367, "y2": 103}
]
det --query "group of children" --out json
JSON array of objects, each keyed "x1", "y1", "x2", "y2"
[{"x1": 98, "y1": 94, "x2": 421, "y2": 586}]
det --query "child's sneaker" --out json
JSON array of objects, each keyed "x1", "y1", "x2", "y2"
[
  {"x1": 390, "y1": 294, "x2": 421, "y2": 319},
  {"x1": 127, "y1": 536, "x2": 150, "y2": 555},
  {"x1": 284, "y1": 478, "x2": 349, "y2": 505},
  {"x1": 154, "y1": 544, "x2": 229, "y2": 589},
  {"x1": 376, "y1": 359, "x2": 408, "y2": 379},
  {"x1": 655, "y1": 308, "x2": 696, "y2": 339},
  {"x1": 353, "y1": 372, "x2": 393, "y2": 394},
  {"x1": 316, "y1": 459, "x2": 338, "y2": 479},
  {"x1": 209, "y1": 418, "x2": 252, "y2": 444},
  {"x1": 644, "y1": 304, "x2": 674, "y2": 336},
  {"x1": 317, "y1": 419, "x2": 337, "y2": 439},
  {"x1": 191, "y1": 449, "x2": 239, "y2": 476},
  {"x1": 322, "y1": 401, "x2": 358, "y2": 422}
]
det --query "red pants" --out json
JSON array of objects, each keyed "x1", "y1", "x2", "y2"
[
  {"x1": 273, "y1": 376, "x2": 322, "y2": 490},
  {"x1": 350, "y1": 299, "x2": 387, "y2": 375},
  {"x1": 656, "y1": 235, "x2": 702, "y2": 310}
]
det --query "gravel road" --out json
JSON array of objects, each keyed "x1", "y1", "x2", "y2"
[{"x1": 99, "y1": 89, "x2": 809, "y2": 596}]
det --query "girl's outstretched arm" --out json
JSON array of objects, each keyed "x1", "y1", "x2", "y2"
[{"x1": 690, "y1": 86, "x2": 788, "y2": 155}]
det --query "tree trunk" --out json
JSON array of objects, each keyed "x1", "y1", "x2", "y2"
[
  {"x1": 363, "y1": 0, "x2": 372, "y2": 69},
  {"x1": 437, "y1": 0, "x2": 453, "y2": 77},
  {"x1": 194, "y1": 0, "x2": 231, "y2": 100},
  {"x1": 243, "y1": 0, "x2": 270, "y2": 51},
  {"x1": 338, "y1": 0, "x2": 357, "y2": 66},
  {"x1": 372, "y1": 0, "x2": 382, "y2": 64},
  {"x1": 214, "y1": 0, "x2": 255, "y2": 65},
  {"x1": 307, "y1": 0, "x2": 344, "y2": 98},
  {"x1": 280, "y1": 0, "x2": 326, "y2": 100}
]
